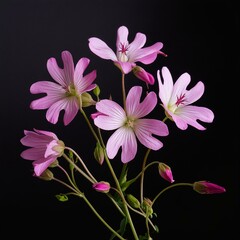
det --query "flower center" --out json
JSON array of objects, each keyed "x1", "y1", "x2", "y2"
[
  {"x1": 66, "y1": 84, "x2": 77, "y2": 97},
  {"x1": 118, "y1": 42, "x2": 129, "y2": 62},
  {"x1": 175, "y1": 93, "x2": 186, "y2": 106},
  {"x1": 125, "y1": 117, "x2": 135, "y2": 128},
  {"x1": 168, "y1": 93, "x2": 186, "y2": 113}
]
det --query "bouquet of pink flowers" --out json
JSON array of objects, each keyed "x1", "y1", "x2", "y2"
[{"x1": 20, "y1": 25, "x2": 225, "y2": 240}]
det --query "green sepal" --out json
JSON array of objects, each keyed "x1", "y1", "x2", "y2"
[{"x1": 55, "y1": 193, "x2": 68, "y2": 202}]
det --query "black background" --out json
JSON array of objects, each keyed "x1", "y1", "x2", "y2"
[{"x1": 0, "y1": 0, "x2": 239, "y2": 239}]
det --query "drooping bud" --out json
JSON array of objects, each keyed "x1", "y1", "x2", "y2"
[
  {"x1": 92, "y1": 181, "x2": 110, "y2": 193},
  {"x1": 132, "y1": 66, "x2": 155, "y2": 85},
  {"x1": 38, "y1": 169, "x2": 54, "y2": 181},
  {"x1": 158, "y1": 162, "x2": 174, "y2": 183},
  {"x1": 94, "y1": 142, "x2": 105, "y2": 165},
  {"x1": 127, "y1": 194, "x2": 140, "y2": 209},
  {"x1": 81, "y1": 92, "x2": 96, "y2": 107},
  {"x1": 193, "y1": 181, "x2": 226, "y2": 194}
]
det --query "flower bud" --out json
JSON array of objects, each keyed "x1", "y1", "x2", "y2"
[
  {"x1": 93, "y1": 85, "x2": 101, "y2": 97},
  {"x1": 92, "y1": 181, "x2": 110, "y2": 193},
  {"x1": 94, "y1": 142, "x2": 105, "y2": 165},
  {"x1": 158, "y1": 162, "x2": 174, "y2": 183},
  {"x1": 142, "y1": 198, "x2": 153, "y2": 217},
  {"x1": 38, "y1": 169, "x2": 54, "y2": 181},
  {"x1": 193, "y1": 181, "x2": 226, "y2": 194},
  {"x1": 132, "y1": 66, "x2": 155, "y2": 85},
  {"x1": 127, "y1": 194, "x2": 140, "y2": 209},
  {"x1": 81, "y1": 92, "x2": 96, "y2": 107}
]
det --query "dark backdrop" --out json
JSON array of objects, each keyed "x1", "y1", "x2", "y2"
[{"x1": 0, "y1": 0, "x2": 239, "y2": 239}]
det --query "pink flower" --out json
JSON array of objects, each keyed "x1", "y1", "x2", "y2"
[
  {"x1": 30, "y1": 50, "x2": 97, "y2": 125},
  {"x1": 157, "y1": 66, "x2": 214, "y2": 130},
  {"x1": 93, "y1": 86, "x2": 169, "y2": 163},
  {"x1": 193, "y1": 181, "x2": 226, "y2": 194},
  {"x1": 20, "y1": 129, "x2": 65, "y2": 176},
  {"x1": 88, "y1": 25, "x2": 164, "y2": 76},
  {"x1": 158, "y1": 162, "x2": 174, "y2": 183},
  {"x1": 92, "y1": 181, "x2": 111, "y2": 193}
]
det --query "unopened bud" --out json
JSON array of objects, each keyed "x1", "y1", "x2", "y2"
[
  {"x1": 38, "y1": 169, "x2": 54, "y2": 181},
  {"x1": 94, "y1": 142, "x2": 105, "y2": 165},
  {"x1": 193, "y1": 181, "x2": 226, "y2": 194},
  {"x1": 158, "y1": 162, "x2": 174, "y2": 183},
  {"x1": 132, "y1": 66, "x2": 155, "y2": 85},
  {"x1": 49, "y1": 159, "x2": 59, "y2": 168},
  {"x1": 142, "y1": 198, "x2": 153, "y2": 217},
  {"x1": 127, "y1": 194, "x2": 140, "y2": 209},
  {"x1": 93, "y1": 85, "x2": 101, "y2": 97},
  {"x1": 93, "y1": 181, "x2": 110, "y2": 193},
  {"x1": 81, "y1": 92, "x2": 96, "y2": 107}
]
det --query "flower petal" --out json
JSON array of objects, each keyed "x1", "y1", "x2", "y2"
[
  {"x1": 62, "y1": 98, "x2": 79, "y2": 125},
  {"x1": 33, "y1": 157, "x2": 57, "y2": 176},
  {"x1": 128, "y1": 32, "x2": 146, "y2": 54},
  {"x1": 106, "y1": 127, "x2": 137, "y2": 163},
  {"x1": 47, "y1": 57, "x2": 66, "y2": 87},
  {"x1": 45, "y1": 98, "x2": 76, "y2": 125},
  {"x1": 170, "y1": 72, "x2": 191, "y2": 105},
  {"x1": 174, "y1": 105, "x2": 214, "y2": 130},
  {"x1": 74, "y1": 57, "x2": 90, "y2": 81},
  {"x1": 88, "y1": 37, "x2": 117, "y2": 61},
  {"x1": 21, "y1": 147, "x2": 45, "y2": 160},
  {"x1": 115, "y1": 61, "x2": 135, "y2": 74},
  {"x1": 116, "y1": 26, "x2": 129, "y2": 48},
  {"x1": 76, "y1": 70, "x2": 97, "y2": 94},
  {"x1": 94, "y1": 100, "x2": 126, "y2": 130},
  {"x1": 30, "y1": 81, "x2": 65, "y2": 109},
  {"x1": 126, "y1": 86, "x2": 157, "y2": 118},
  {"x1": 61, "y1": 51, "x2": 75, "y2": 86},
  {"x1": 20, "y1": 130, "x2": 55, "y2": 147},
  {"x1": 185, "y1": 81, "x2": 204, "y2": 105},
  {"x1": 157, "y1": 67, "x2": 173, "y2": 106},
  {"x1": 131, "y1": 42, "x2": 163, "y2": 63},
  {"x1": 134, "y1": 119, "x2": 168, "y2": 150}
]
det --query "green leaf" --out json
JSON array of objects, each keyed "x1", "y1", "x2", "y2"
[
  {"x1": 119, "y1": 166, "x2": 128, "y2": 186},
  {"x1": 121, "y1": 178, "x2": 136, "y2": 192},
  {"x1": 109, "y1": 217, "x2": 128, "y2": 240}
]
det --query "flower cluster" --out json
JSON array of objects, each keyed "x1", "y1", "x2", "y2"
[{"x1": 20, "y1": 26, "x2": 225, "y2": 240}]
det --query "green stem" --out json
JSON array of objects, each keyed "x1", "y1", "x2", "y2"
[
  {"x1": 124, "y1": 161, "x2": 160, "y2": 189},
  {"x1": 80, "y1": 106, "x2": 100, "y2": 143},
  {"x1": 121, "y1": 73, "x2": 126, "y2": 110},
  {"x1": 62, "y1": 153, "x2": 95, "y2": 184},
  {"x1": 140, "y1": 148, "x2": 151, "y2": 203},
  {"x1": 53, "y1": 177, "x2": 126, "y2": 240},
  {"x1": 53, "y1": 176, "x2": 82, "y2": 195},
  {"x1": 104, "y1": 150, "x2": 139, "y2": 240},
  {"x1": 81, "y1": 194, "x2": 127, "y2": 240},
  {"x1": 57, "y1": 164, "x2": 79, "y2": 190},
  {"x1": 65, "y1": 146, "x2": 97, "y2": 182},
  {"x1": 152, "y1": 183, "x2": 193, "y2": 205}
]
